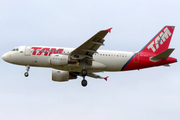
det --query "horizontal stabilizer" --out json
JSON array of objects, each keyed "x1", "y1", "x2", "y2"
[{"x1": 151, "y1": 48, "x2": 175, "y2": 60}]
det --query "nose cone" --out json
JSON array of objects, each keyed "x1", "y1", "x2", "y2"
[
  {"x1": 2, "y1": 52, "x2": 17, "y2": 64},
  {"x1": 2, "y1": 53, "x2": 8, "y2": 62}
]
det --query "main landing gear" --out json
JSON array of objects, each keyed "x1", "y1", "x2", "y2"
[
  {"x1": 24, "y1": 65, "x2": 30, "y2": 77},
  {"x1": 81, "y1": 77, "x2": 87, "y2": 87},
  {"x1": 81, "y1": 69, "x2": 88, "y2": 87}
]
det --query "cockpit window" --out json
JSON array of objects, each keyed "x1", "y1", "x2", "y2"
[{"x1": 12, "y1": 48, "x2": 19, "y2": 51}]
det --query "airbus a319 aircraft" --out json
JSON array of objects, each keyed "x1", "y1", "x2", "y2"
[{"x1": 2, "y1": 26, "x2": 177, "y2": 87}]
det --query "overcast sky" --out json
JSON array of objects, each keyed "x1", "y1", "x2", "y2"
[{"x1": 0, "y1": 0, "x2": 180, "y2": 120}]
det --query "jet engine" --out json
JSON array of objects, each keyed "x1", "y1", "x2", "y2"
[{"x1": 52, "y1": 70, "x2": 77, "y2": 82}]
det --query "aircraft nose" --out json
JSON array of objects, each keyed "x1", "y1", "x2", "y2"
[{"x1": 2, "y1": 53, "x2": 8, "y2": 62}]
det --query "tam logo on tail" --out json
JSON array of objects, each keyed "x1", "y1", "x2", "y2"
[
  {"x1": 147, "y1": 27, "x2": 172, "y2": 52},
  {"x1": 140, "y1": 26, "x2": 175, "y2": 55}
]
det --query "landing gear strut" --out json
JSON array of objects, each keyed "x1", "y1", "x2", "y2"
[
  {"x1": 81, "y1": 69, "x2": 88, "y2": 87},
  {"x1": 24, "y1": 65, "x2": 30, "y2": 77}
]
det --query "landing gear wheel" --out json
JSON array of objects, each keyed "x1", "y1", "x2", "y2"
[
  {"x1": 24, "y1": 72, "x2": 29, "y2": 77},
  {"x1": 81, "y1": 69, "x2": 87, "y2": 76},
  {"x1": 81, "y1": 79, "x2": 87, "y2": 87},
  {"x1": 24, "y1": 65, "x2": 30, "y2": 77}
]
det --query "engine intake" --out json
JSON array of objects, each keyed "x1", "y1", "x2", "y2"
[{"x1": 52, "y1": 70, "x2": 77, "y2": 82}]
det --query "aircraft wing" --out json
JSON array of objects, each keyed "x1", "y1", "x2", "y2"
[
  {"x1": 87, "y1": 73, "x2": 109, "y2": 81},
  {"x1": 70, "y1": 72, "x2": 109, "y2": 81},
  {"x1": 70, "y1": 28, "x2": 112, "y2": 64}
]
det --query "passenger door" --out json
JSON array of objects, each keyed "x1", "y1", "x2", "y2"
[{"x1": 24, "y1": 46, "x2": 31, "y2": 56}]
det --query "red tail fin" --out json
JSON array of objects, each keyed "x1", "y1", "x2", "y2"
[{"x1": 140, "y1": 26, "x2": 175, "y2": 54}]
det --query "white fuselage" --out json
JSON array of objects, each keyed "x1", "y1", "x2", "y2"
[{"x1": 2, "y1": 46, "x2": 135, "y2": 72}]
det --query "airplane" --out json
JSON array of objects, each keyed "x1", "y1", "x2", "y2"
[{"x1": 2, "y1": 26, "x2": 177, "y2": 87}]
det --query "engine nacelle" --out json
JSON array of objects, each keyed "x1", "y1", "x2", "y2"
[
  {"x1": 52, "y1": 70, "x2": 77, "y2": 82},
  {"x1": 49, "y1": 54, "x2": 69, "y2": 66}
]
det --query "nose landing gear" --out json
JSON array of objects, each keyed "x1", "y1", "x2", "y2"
[{"x1": 24, "y1": 65, "x2": 30, "y2": 77}]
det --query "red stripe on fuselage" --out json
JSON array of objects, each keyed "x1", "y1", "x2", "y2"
[{"x1": 122, "y1": 52, "x2": 177, "y2": 71}]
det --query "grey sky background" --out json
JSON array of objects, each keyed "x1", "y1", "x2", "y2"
[{"x1": 0, "y1": 0, "x2": 180, "y2": 120}]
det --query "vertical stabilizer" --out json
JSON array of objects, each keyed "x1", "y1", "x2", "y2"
[{"x1": 140, "y1": 26, "x2": 175, "y2": 55}]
